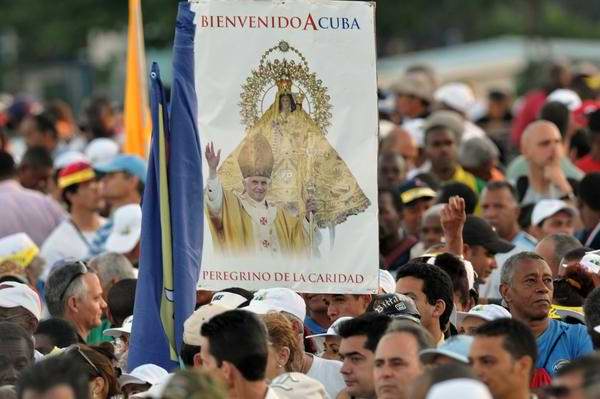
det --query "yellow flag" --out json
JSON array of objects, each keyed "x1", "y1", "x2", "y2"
[{"x1": 124, "y1": 0, "x2": 151, "y2": 158}]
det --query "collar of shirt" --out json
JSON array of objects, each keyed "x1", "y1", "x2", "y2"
[{"x1": 0, "y1": 179, "x2": 22, "y2": 192}]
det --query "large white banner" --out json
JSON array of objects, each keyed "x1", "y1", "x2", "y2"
[{"x1": 192, "y1": 0, "x2": 378, "y2": 293}]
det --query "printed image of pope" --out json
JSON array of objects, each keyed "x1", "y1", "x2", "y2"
[
  {"x1": 204, "y1": 134, "x2": 320, "y2": 258},
  {"x1": 218, "y1": 78, "x2": 370, "y2": 230}
]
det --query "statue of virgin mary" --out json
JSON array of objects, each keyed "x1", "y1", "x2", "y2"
[{"x1": 217, "y1": 78, "x2": 370, "y2": 229}]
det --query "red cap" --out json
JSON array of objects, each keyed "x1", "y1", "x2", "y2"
[{"x1": 58, "y1": 161, "x2": 95, "y2": 189}]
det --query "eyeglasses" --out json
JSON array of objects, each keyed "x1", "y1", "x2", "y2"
[
  {"x1": 59, "y1": 261, "x2": 88, "y2": 301},
  {"x1": 63, "y1": 344, "x2": 100, "y2": 377}
]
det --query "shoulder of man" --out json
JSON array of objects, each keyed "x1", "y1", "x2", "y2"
[{"x1": 559, "y1": 321, "x2": 594, "y2": 354}]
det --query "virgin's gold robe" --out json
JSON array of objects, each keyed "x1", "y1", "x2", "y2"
[{"x1": 217, "y1": 89, "x2": 370, "y2": 229}]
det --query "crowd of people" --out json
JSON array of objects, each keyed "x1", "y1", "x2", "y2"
[{"x1": 2, "y1": 59, "x2": 600, "y2": 398}]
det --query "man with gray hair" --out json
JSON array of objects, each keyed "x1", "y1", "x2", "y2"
[
  {"x1": 86, "y1": 252, "x2": 136, "y2": 344},
  {"x1": 88, "y1": 252, "x2": 136, "y2": 302},
  {"x1": 535, "y1": 233, "x2": 582, "y2": 277},
  {"x1": 459, "y1": 136, "x2": 502, "y2": 182},
  {"x1": 500, "y1": 251, "x2": 593, "y2": 376},
  {"x1": 44, "y1": 261, "x2": 107, "y2": 342},
  {"x1": 373, "y1": 320, "x2": 433, "y2": 399}
]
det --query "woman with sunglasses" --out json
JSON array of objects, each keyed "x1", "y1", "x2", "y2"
[{"x1": 61, "y1": 344, "x2": 120, "y2": 399}]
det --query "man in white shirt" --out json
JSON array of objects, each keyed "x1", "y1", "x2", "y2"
[{"x1": 41, "y1": 161, "x2": 105, "y2": 276}]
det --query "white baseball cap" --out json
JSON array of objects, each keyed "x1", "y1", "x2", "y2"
[
  {"x1": 547, "y1": 89, "x2": 582, "y2": 111},
  {"x1": 0, "y1": 281, "x2": 42, "y2": 321},
  {"x1": 426, "y1": 379, "x2": 492, "y2": 399},
  {"x1": 456, "y1": 304, "x2": 511, "y2": 325},
  {"x1": 210, "y1": 291, "x2": 249, "y2": 309},
  {"x1": 182, "y1": 303, "x2": 229, "y2": 346},
  {"x1": 420, "y1": 335, "x2": 474, "y2": 364},
  {"x1": 103, "y1": 315, "x2": 133, "y2": 338},
  {"x1": 306, "y1": 316, "x2": 353, "y2": 339},
  {"x1": 118, "y1": 364, "x2": 168, "y2": 387},
  {"x1": 379, "y1": 269, "x2": 396, "y2": 294},
  {"x1": 105, "y1": 204, "x2": 142, "y2": 254},
  {"x1": 594, "y1": 325, "x2": 600, "y2": 334},
  {"x1": 85, "y1": 138, "x2": 120, "y2": 166},
  {"x1": 270, "y1": 372, "x2": 329, "y2": 399},
  {"x1": 0, "y1": 232, "x2": 39, "y2": 269},
  {"x1": 53, "y1": 151, "x2": 89, "y2": 170},
  {"x1": 402, "y1": 118, "x2": 425, "y2": 147},
  {"x1": 244, "y1": 288, "x2": 306, "y2": 321},
  {"x1": 581, "y1": 251, "x2": 600, "y2": 274},
  {"x1": 434, "y1": 82, "x2": 476, "y2": 115},
  {"x1": 531, "y1": 199, "x2": 577, "y2": 227}
]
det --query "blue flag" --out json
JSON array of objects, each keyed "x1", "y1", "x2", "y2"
[{"x1": 128, "y1": 2, "x2": 201, "y2": 371}]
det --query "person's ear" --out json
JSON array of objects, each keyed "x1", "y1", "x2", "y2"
[
  {"x1": 433, "y1": 299, "x2": 446, "y2": 319},
  {"x1": 66, "y1": 295, "x2": 79, "y2": 314},
  {"x1": 360, "y1": 294, "x2": 372, "y2": 310},
  {"x1": 278, "y1": 346, "x2": 291, "y2": 368},
  {"x1": 91, "y1": 376, "x2": 105, "y2": 398},
  {"x1": 499, "y1": 283, "x2": 510, "y2": 305},
  {"x1": 193, "y1": 352, "x2": 203, "y2": 368},
  {"x1": 515, "y1": 355, "x2": 533, "y2": 378},
  {"x1": 463, "y1": 244, "x2": 472, "y2": 258},
  {"x1": 221, "y1": 361, "x2": 236, "y2": 387},
  {"x1": 129, "y1": 176, "x2": 140, "y2": 190}
]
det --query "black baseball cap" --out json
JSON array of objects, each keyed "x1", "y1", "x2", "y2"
[
  {"x1": 463, "y1": 215, "x2": 515, "y2": 255},
  {"x1": 370, "y1": 293, "x2": 421, "y2": 323},
  {"x1": 397, "y1": 178, "x2": 436, "y2": 206}
]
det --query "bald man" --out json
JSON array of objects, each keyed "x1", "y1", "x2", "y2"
[
  {"x1": 380, "y1": 127, "x2": 419, "y2": 171},
  {"x1": 516, "y1": 121, "x2": 576, "y2": 206}
]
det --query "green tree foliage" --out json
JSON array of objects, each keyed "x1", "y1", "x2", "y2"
[
  {"x1": 2, "y1": 0, "x2": 600, "y2": 62},
  {"x1": 0, "y1": 0, "x2": 176, "y2": 62}
]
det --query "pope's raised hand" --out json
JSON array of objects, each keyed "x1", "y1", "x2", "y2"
[{"x1": 205, "y1": 142, "x2": 221, "y2": 177}]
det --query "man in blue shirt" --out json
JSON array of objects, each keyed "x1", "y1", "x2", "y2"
[
  {"x1": 88, "y1": 155, "x2": 147, "y2": 257},
  {"x1": 500, "y1": 251, "x2": 593, "y2": 376}
]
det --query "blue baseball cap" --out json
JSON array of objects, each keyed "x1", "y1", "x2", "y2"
[
  {"x1": 95, "y1": 155, "x2": 147, "y2": 184},
  {"x1": 419, "y1": 335, "x2": 474, "y2": 364}
]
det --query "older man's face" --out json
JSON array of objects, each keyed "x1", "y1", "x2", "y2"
[
  {"x1": 72, "y1": 274, "x2": 107, "y2": 332},
  {"x1": 501, "y1": 259, "x2": 553, "y2": 321},
  {"x1": 374, "y1": 332, "x2": 423, "y2": 399},
  {"x1": 243, "y1": 176, "x2": 269, "y2": 203},
  {"x1": 0, "y1": 337, "x2": 33, "y2": 386}
]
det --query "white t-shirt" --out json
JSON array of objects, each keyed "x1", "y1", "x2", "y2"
[
  {"x1": 40, "y1": 218, "x2": 106, "y2": 280},
  {"x1": 306, "y1": 354, "x2": 344, "y2": 399},
  {"x1": 479, "y1": 231, "x2": 537, "y2": 299}
]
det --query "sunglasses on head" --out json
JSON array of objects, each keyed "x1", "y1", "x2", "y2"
[
  {"x1": 63, "y1": 344, "x2": 100, "y2": 377},
  {"x1": 59, "y1": 261, "x2": 88, "y2": 301}
]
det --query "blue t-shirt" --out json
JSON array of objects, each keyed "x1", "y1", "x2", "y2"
[
  {"x1": 536, "y1": 319, "x2": 594, "y2": 376},
  {"x1": 304, "y1": 316, "x2": 327, "y2": 335},
  {"x1": 87, "y1": 219, "x2": 113, "y2": 258}
]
